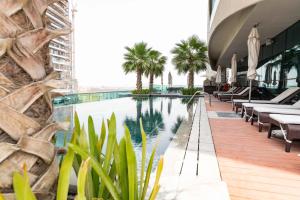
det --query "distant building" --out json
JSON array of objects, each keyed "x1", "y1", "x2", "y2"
[
  {"x1": 47, "y1": 0, "x2": 76, "y2": 93},
  {"x1": 208, "y1": 0, "x2": 300, "y2": 90}
]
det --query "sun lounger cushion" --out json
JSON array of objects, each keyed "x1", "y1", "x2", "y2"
[
  {"x1": 269, "y1": 114, "x2": 300, "y2": 124},
  {"x1": 254, "y1": 107, "x2": 300, "y2": 115},
  {"x1": 242, "y1": 100, "x2": 300, "y2": 109},
  {"x1": 233, "y1": 99, "x2": 272, "y2": 104}
]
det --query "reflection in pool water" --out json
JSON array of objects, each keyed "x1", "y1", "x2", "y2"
[{"x1": 53, "y1": 97, "x2": 196, "y2": 167}]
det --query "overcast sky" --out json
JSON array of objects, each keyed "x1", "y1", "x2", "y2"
[{"x1": 74, "y1": 0, "x2": 208, "y2": 89}]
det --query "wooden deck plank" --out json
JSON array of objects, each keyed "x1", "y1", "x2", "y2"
[{"x1": 206, "y1": 96, "x2": 300, "y2": 200}]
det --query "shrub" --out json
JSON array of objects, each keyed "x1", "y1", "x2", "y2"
[
  {"x1": 181, "y1": 88, "x2": 202, "y2": 95},
  {"x1": 132, "y1": 89, "x2": 150, "y2": 94},
  {"x1": 57, "y1": 113, "x2": 164, "y2": 200}
]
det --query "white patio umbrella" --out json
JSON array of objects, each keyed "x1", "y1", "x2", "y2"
[
  {"x1": 168, "y1": 72, "x2": 172, "y2": 87},
  {"x1": 247, "y1": 26, "x2": 260, "y2": 102},
  {"x1": 215, "y1": 65, "x2": 222, "y2": 91},
  {"x1": 205, "y1": 65, "x2": 217, "y2": 81},
  {"x1": 230, "y1": 53, "x2": 237, "y2": 85}
]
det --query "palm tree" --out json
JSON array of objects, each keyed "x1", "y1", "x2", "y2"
[
  {"x1": 0, "y1": 1, "x2": 70, "y2": 198},
  {"x1": 171, "y1": 35, "x2": 208, "y2": 88},
  {"x1": 122, "y1": 42, "x2": 151, "y2": 92},
  {"x1": 144, "y1": 50, "x2": 167, "y2": 92}
]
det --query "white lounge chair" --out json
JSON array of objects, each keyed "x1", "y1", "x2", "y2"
[
  {"x1": 268, "y1": 114, "x2": 300, "y2": 152},
  {"x1": 252, "y1": 107, "x2": 300, "y2": 132},
  {"x1": 243, "y1": 99, "x2": 300, "y2": 120},
  {"x1": 218, "y1": 87, "x2": 250, "y2": 101},
  {"x1": 233, "y1": 87, "x2": 300, "y2": 113}
]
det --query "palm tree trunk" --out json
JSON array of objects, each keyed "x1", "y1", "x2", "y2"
[
  {"x1": 136, "y1": 67, "x2": 142, "y2": 91},
  {"x1": 0, "y1": 1, "x2": 70, "y2": 198},
  {"x1": 188, "y1": 70, "x2": 194, "y2": 89},
  {"x1": 149, "y1": 73, "x2": 154, "y2": 92}
]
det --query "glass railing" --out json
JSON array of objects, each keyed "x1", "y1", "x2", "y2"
[{"x1": 53, "y1": 91, "x2": 131, "y2": 106}]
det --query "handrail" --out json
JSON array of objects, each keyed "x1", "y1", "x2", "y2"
[
  {"x1": 187, "y1": 90, "x2": 202, "y2": 105},
  {"x1": 187, "y1": 91, "x2": 211, "y2": 107}
]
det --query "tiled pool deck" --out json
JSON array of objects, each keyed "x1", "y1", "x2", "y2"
[
  {"x1": 158, "y1": 98, "x2": 230, "y2": 200},
  {"x1": 158, "y1": 96, "x2": 300, "y2": 200}
]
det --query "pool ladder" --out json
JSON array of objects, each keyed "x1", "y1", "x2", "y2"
[{"x1": 187, "y1": 91, "x2": 211, "y2": 107}]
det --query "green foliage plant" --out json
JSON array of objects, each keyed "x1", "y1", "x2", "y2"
[{"x1": 57, "y1": 113, "x2": 164, "y2": 200}]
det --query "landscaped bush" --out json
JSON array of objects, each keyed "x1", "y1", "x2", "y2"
[
  {"x1": 132, "y1": 89, "x2": 150, "y2": 94},
  {"x1": 57, "y1": 113, "x2": 164, "y2": 200},
  {"x1": 181, "y1": 88, "x2": 202, "y2": 95}
]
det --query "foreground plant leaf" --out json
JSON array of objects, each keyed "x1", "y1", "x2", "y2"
[
  {"x1": 124, "y1": 125, "x2": 138, "y2": 200},
  {"x1": 75, "y1": 158, "x2": 91, "y2": 200},
  {"x1": 139, "y1": 119, "x2": 147, "y2": 199},
  {"x1": 13, "y1": 165, "x2": 37, "y2": 200},
  {"x1": 56, "y1": 125, "x2": 78, "y2": 200},
  {"x1": 68, "y1": 143, "x2": 121, "y2": 200}
]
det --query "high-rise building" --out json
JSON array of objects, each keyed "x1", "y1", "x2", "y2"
[
  {"x1": 47, "y1": 0, "x2": 75, "y2": 93},
  {"x1": 208, "y1": 0, "x2": 300, "y2": 90}
]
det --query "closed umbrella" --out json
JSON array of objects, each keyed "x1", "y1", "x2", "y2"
[
  {"x1": 230, "y1": 53, "x2": 237, "y2": 85},
  {"x1": 168, "y1": 72, "x2": 172, "y2": 87},
  {"x1": 247, "y1": 27, "x2": 260, "y2": 102},
  {"x1": 205, "y1": 65, "x2": 217, "y2": 81},
  {"x1": 216, "y1": 65, "x2": 222, "y2": 91}
]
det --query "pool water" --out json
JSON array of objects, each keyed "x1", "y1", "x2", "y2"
[{"x1": 54, "y1": 97, "x2": 196, "y2": 167}]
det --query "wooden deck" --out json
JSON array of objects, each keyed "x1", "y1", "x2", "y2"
[{"x1": 206, "y1": 97, "x2": 300, "y2": 200}]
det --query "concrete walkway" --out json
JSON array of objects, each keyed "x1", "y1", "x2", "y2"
[{"x1": 158, "y1": 98, "x2": 230, "y2": 200}]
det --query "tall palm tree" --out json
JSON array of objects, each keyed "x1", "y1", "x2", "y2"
[
  {"x1": 0, "y1": 0, "x2": 70, "y2": 198},
  {"x1": 144, "y1": 50, "x2": 167, "y2": 92},
  {"x1": 122, "y1": 42, "x2": 151, "y2": 92},
  {"x1": 171, "y1": 35, "x2": 208, "y2": 88}
]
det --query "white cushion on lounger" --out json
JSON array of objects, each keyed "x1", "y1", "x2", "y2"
[
  {"x1": 242, "y1": 100, "x2": 300, "y2": 109},
  {"x1": 233, "y1": 87, "x2": 300, "y2": 104},
  {"x1": 233, "y1": 99, "x2": 272, "y2": 104},
  {"x1": 269, "y1": 114, "x2": 300, "y2": 124},
  {"x1": 254, "y1": 107, "x2": 300, "y2": 115}
]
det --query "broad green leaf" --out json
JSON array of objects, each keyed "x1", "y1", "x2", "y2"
[
  {"x1": 57, "y1": 128, "x2": 78, "y2": 200},
  {"x1": 99, "y1": 113, "x2": 117, "y2": 197},
  {"x1": 119, "y1": 138, "x2": 129, "y2": 200},
  {"x1": 154, "y1": 157, "x2": 163, "y2": 186},
  {"x1": 124, "y1": 125, "x2": 138, "y2": 200},
  {"x1": 79, "y1": 125, "x2": 88, "y2": 151},
  {"x1": 68, "y1": 143, "x2": 121, "y2": 200},
  {"x1": 149, "y1": 185, "x2": 160, "y2": 200},
  {"x1": 75, "y1": 158, "x2": 91, "y2": 200},
  {"x1": 141, "y1": 145, "x2": 156, "y2": 200},
  {"x1": 88, "y1": 116, "x2": 98, "y2": 157},
  {"x1": 97, "y1": 120, "x2": 106, "y2": 161},
  {"x1": 149, "y1": 157, "x2": 164, "y2": 200},
  {"x1": 13, "y1": 165, "x2": 36, "y2": 200},
  {"x1": 74, "y1": 112, "x2": 81, "y2": 134},
  {"x1": 88, "y1": 116, "x2": 100, "y2": 196},
  {"x1": 139, "y1": 118, "x2": 147, "y2": 200}
]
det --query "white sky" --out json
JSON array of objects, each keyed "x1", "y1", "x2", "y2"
[{"x1": 74, "y1": 0, "x2": 208, "y2": 89}]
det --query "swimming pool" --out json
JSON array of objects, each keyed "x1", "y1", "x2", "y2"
[{"x1": 54, "y1": 96, "x2": 196, "y2": 167}]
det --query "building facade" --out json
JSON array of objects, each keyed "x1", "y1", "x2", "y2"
[
  {"x1": 47, "y1": 0, "x2": 76, "y2": 93},
  {"x1": 208, "y1": 0, "x2": 300, "y2": 91}
]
